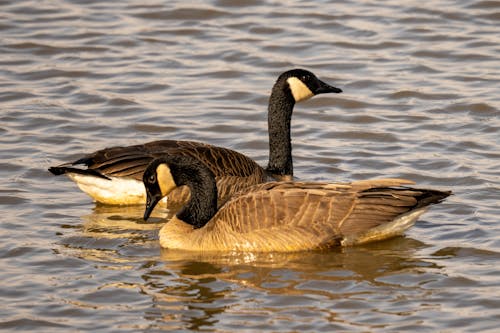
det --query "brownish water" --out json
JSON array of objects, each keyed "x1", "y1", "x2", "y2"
[{"x1": 1, "y1": 0, "x2": 499, "y2": 332}]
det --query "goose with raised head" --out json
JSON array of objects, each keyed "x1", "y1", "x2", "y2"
[
  {"x1": 48, "y1": 69, "x2": 342, "y2": 206},
  {"x1": 143, "y1": 155, "x2": 451, "y2": 252}
]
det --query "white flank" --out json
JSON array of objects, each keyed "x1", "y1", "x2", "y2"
[
  {"x1": 287, "y1": 77, "x2": 314, "y2": 102},
  {"x1": 341, "y1": 208, "x2": 429, "y2": 246},
  {"x1": 66, "y1": 173, "x2": 167, "y2": 206}
]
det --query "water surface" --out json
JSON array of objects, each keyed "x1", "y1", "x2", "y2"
[{"x1": 1, "y1": 0, "x2": 499, "y2": 332}]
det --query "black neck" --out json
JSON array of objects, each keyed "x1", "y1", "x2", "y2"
[
  {"x1": 265, "y1": 81, "x2": 295, "y2": 178},
  {"x1": 174, "y1": 163, "x2": 218, "y2": 229}
]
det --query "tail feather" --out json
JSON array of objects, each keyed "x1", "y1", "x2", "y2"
[
  {"x1": 413, "y1": 189, "x2": 451, "y2": 209},
  {"x1": 48, "y1": 165, "x2": 110, "y2": 180},
  {"x1": 363, "y1": 187, "x2": 452, "y2": 209}
]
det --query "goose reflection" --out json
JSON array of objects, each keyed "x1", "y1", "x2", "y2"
[
  {"x1": 57, "y1": 204, "x2": 166, "y2": 262},
  {"x1": 138, "y1": 237, "x2": 439, "y2": 330},
  {"x1": 156, "y1": 236, "x2": 437, "y2": 287}
]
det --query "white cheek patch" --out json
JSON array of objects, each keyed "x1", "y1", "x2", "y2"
[
  {"x1": 287, "y1": 77, "x2": 314, "y2": 102},
  {"x1": 157, "y1": 164, "x2": 177, "y2": 196}
]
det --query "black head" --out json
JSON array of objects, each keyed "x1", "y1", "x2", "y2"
[
  {"x1": 277, "y1": 68, "x2": 342, "y2": 103},
  {"x1": 142, "y1": 155, "x2": 217, "y2": 222},
  {"x1": 143, "y1": 158, "x2": 169, "y2": 221}
]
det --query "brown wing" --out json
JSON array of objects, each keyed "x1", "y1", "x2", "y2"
[
  {"x1": 49, "y1": 139, "x2": 267, "y2": 205},
  {"x1": 53, "y1": 140, "x2": 209, "y2": 180},
  {"x1": 204, "y1": 179, "x2": 449, "y2": 251},
  {"x1": 48, "y1": 140, "x2": 200, "y2": 179},
  {"x1": 52, "y1": 139, "x2": 265, "y2": 179}
]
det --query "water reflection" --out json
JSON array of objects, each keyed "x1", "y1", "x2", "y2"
[
  {"x1": 81, "y1": 204, "x2": 162, "y2": 237},
  {"x1": 157, "y1": 236, "x2": 433, "y2": 285},
  {"x1": 57, "y1": 204, "x2": 163, "y2": 264},
  {"x1": 134, "y1": 237, "x2": 436, "y2": 330}
]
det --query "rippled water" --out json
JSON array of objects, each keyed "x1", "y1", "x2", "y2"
[{"x1": 1, "y1": 0, "x2": 499, "y2": 331}]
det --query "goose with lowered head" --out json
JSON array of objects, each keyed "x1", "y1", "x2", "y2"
[{"x1": 143, "y1": 155, "x2": 451, "y2": 252}]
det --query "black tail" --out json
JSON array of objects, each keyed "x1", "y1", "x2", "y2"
[
  {"x1": 414, "y1": 189, "x2": 452, "y2": 209},
  {"x1": 363, "y1": 186, "x2": 452, "y2": 210},
  {"x1": 48, "y1": 165, "x2": 110, "y2": 180}
]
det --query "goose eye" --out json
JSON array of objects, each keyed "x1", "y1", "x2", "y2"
[{"x1": 149, "y1": 174, "x2": 156, "y2": 183}]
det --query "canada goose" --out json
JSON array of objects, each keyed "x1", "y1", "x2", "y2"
[
  {"x1": 143, "y1": 155, "x2": 451, "y2": 252},
  {"x1": 49, "y1": 69, "x2": 342, "y2": 206}
]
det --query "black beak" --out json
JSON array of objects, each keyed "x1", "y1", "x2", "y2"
[
  {"x1": 143, "y1": 192, "x2": 163, "y2": 221},
  {"x1": 315, "y1": 79, "x2": 342, "y2": 94}
]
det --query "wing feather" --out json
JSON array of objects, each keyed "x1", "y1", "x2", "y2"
[
  {"x1": 50, "y1": 140, "x2": 267, "y2": 205},
  {"x1": 197, "y1": 179, "x2": 447, "y2": 250}
]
